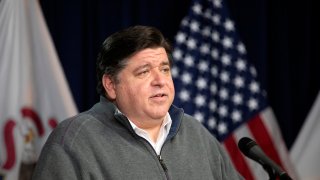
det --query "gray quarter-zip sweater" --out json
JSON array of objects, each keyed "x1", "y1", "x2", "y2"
[{"x1": 32, "y1": 97, "x2": 243, "y2": 180}]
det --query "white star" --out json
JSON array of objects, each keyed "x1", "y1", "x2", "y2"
[
  {"x1": 221, "y1": 54, "x2": 231, "y2": 66},
  {"x1": 181, "y1": 17, "x2": 189, "y2": 27},
  {"x1": 236, "y1": 58, "x2": 246, "y2": 71},
  {"x1": 192, "y1": 3, "x2": 202, "y2": 14},
  {"x1": 195, "y1": 94, "x2": 206, "y2": 107},
  {"x1": 234, "y1": 76, "x2": 244, "y2": 88},
  {"x1": 250, "y1": 81, "x2": 260, "y2": 93},
  {"x1": 179, "y1": 89, "x2": 190, "y2": 101},
  {"x1": 200, "y1": 43, "x2": 210, "y2": 54},
  {"x1": 190, "y1": 20, "x2": 200, "y2": 32},
  {"x1": 194, "y1": 111, "x2": 204, "y2": 123},
  {"x1": 204, "y1": 9, "x2": 212, "y2": 19},
  {"x1": 209, "y1": 100, "x2": 217, "y2": 111},
  {"x1": 176, "y1": 32, "x2": 186, "y2": 44},
  {"x1": 212, "y1": 14, "x2": 221, "y2": 25},
  {"x1": 220, "y1": 71, "x2": 230, "y2": 83},
  {"x1": 211, "y1": 49, "x2": 219, "y2": 60},
  {"x1": 213, "y1": 0, "x2": 222, "y2": 8},
  {"x1": 218, "y1": 105, "x2": 228, "y2": 117},
  {"x1": 186, "y1": 38, "x2": 197, "y2": 49},
  {"x1": 250, "y1": 66, "x2": 257, "y2": 77},
  {"x1": 211, "y1": 66, "x2": 218, "y2": 77},
  {"x1": 207, "y1": 117, "x2": 217, "y2": 129},
  {"x1": 181, "y1": 72, "x2": 192, "y2": 84},
  {"x1": 231, "y1": 110, "x2": 242, "y2": 123},
  {"x1": 184, "y1": 55, "x2": 194, "y2": 67},
  {"x1": 219, "y1": 88, "x2": 229, "y2": 100},
  {"x1": 232, "y1": 93, "x2": 243, "y2": 105},
  {"x1": 196, "y1": 78, "x2": 207, "y2": 89},
  {"x1": 210, "y1": 83, "x2": 218, "y2": 94},
  {"x1": 224, "y1": 19, "x2": 235, "y2": 31},
  {"x1": 222, "y1": 36, "x2": 233, "y2": 49},
  {"x1": 218, "y1": 122, "x2": 227, "y2": 134},
  {"x1": 173, "y1": 49, "x2": 183, "y2": 60},
  {"x1": 198, "y1": 61, "x2": 209, "y2": 72},
  {"x1": 247, "y1": 98, "x2": 258, "y2": 110},
  {"x1": 171, "y1": 66, "x2": 178, "y2": 78},
  {"x1": 202, "y1": 27, "x2": 211, "y2": 37},
  {"x1": 237, "y1": 42, "x2": 246, "y2": 54},
  {"x1": 211, "y1": 31, "x2": 220, "y2": 42}
]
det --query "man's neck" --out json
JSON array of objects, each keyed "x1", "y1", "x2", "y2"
[
  {"x1": 115, "y1": 108, "x2": 168, "y2": 143},
  {"x1": 129, "y1": 118, "x2": 164, "y2": 143}
]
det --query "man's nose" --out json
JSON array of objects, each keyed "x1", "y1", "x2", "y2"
[{"x1": 150, "y1": 69, "x2": 166, "y2": 87}]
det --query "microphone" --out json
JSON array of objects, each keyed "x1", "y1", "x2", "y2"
[{"x1": 238, "y1": 137, "x2": 292, "y2": 180}]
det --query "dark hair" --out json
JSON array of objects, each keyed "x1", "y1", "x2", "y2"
[{"x1": 96, "y1": 25, "x2": 173, "y2": 98}]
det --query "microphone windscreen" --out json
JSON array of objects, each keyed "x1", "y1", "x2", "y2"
[{"x1": 238, "y1": 137, "x2": 257, "y2": 156}]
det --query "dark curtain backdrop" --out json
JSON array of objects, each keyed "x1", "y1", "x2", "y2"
[{"x1": 39, "y1": 0, "x2": 319, "y2": 149}]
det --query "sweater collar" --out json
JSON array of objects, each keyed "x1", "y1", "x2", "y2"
[{"x1": 96, "y1": 96, "x2": 183, "y2": 139}]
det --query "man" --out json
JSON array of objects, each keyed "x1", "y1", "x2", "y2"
[{"x1": 32, "y1": 25, "x2": 243, "y2": 179}]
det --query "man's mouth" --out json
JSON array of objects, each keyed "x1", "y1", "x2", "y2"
[{"x1": 151, "y1": 93, "x2": 167, "y2": 98}]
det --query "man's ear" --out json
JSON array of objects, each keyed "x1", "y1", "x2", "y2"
[{"x1": 102, "y1": 74, "x2": 116, "y2": 99}]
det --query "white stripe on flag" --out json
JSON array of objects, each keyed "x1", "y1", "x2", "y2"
[
  {"x1": 232, "y1": 123, "x2": 268, "y2": 180},
  {"x1": 261, "y1": 108, "x2": 298, "y2": 179}
]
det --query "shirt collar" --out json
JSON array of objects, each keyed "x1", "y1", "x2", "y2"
[{"x1": 115, "y1": 108, "x2": 172, "y2": 131}]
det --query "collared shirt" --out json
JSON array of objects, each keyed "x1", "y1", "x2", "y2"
[{"x1": 116, "y1": 109, "x2": 172, "y2": 155}]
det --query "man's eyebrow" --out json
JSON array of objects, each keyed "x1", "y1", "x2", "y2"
[
  {"x1": 133, "y1": 61, "x2": 170, "y2": 72},
  {"x1": 160, "y1": 61, "x2": 170, "y2": 66},
  {"x1": 133, "y1": 63, "x2": 151, "y2": 72}
]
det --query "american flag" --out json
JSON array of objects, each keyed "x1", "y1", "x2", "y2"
[{"x1": 171, "y1": 0, "x2": 297, "y2": 179}]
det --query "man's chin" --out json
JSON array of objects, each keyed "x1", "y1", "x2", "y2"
[{"x1": 148, "y1": 110, "x2": 169, "y2": 120}]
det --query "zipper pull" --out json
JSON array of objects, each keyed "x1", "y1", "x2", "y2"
[{"x1": 158, "y1": 155, "x2": 168, "y2": 171}]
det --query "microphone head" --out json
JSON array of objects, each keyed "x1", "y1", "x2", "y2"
[
  {"x1": 238, "y1": 137, "x2": 257, "y2": 156},
  {"x1": 237, "y1": 137, "x2": 292, "y2": 179}
]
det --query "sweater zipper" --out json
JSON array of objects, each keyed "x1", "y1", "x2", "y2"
[
  {"x1": 136, "y1": 136, "x2": 170, "y2": 180},
  {"x1": 158, "y1": 155, "x2": 170, "y2": 180},
  {"x1": 121, "y1": 117, "x2": 171, "y2": 180}
]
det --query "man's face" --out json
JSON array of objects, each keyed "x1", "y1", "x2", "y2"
[{"x1": 105, "y1": 47, "x2": 175, "y2": 123}]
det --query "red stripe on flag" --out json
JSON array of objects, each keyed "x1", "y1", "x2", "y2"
[
  {"x1": 224, "y1": 134, "x2": 255, "y2": 180},
  {"x1": 248, "y1": 115, "x2": 285, "y2": 170}
]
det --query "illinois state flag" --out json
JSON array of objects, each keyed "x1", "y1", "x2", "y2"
[
  {"x1": 0, "y1": 0, "x2": 78, "y2": 179},
  {"x1": 291, "y1": 91, "x2": 320, "y2": 180},
  {"x1": 171, "y1": 0, "x2": 297, "y2": 179}
]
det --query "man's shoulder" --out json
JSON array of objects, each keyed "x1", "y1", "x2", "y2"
[
  {"x1": 61, "y1": 110, "x2": 97, "y2": 130},
  {"x1": 179, "y1": 112, "x2": 220, "y2": 144},
  {"x1": 56, "y1": 98, "x2": 116, "y2": 135},
  {"x1": 46, "y1": 110, "x2": 105, "y2": 146},
  {"x1": 180, "y1": 113, "x2": 206, "y2": 129}
]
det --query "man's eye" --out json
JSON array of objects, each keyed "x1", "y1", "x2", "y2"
[
  {"x1": 137, "y1": 70, "x2": 149, "y2": 76},
  {"x1": 161, "y1": 67, "x2": 170, "y2": 73}
]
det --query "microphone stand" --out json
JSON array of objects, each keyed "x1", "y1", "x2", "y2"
[
  {"x1": 262, "y1": 164, "x2": 276, "y2": 180},
  {"x1": 262, "y1": 164, "x2": 293, "y2": 180},
  {"x1": 279, "y1": 173, "x2": 293, "y2": 180}
]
